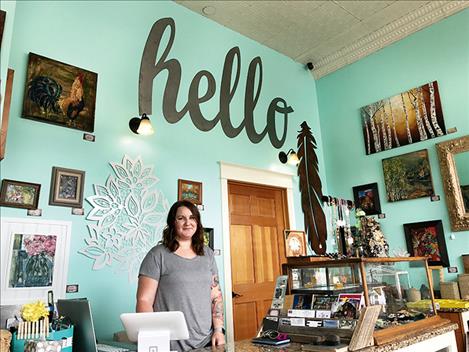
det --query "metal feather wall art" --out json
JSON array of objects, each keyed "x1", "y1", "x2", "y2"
[{"x1": 297, "y1": 121, "x2": 327, "y2": 255}]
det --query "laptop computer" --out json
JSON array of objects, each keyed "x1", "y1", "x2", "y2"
[{"x1": 57, "y1": 298, "x2": 136, "y2": 352}]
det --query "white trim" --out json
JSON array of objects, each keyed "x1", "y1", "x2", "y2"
[
  {"x1": 311, "y1": 1, "x2": 469, "y2": 79},
  {"x1": 219, "y1": 161, "x2": 296, "y2": 343},
  {"x1": 0, "y1": 217, "x2": 72, "y2": 305}
]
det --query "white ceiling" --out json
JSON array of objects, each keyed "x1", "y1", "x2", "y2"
[{"x1": 175, "y1": 1, "x2": 469, "y2": 79}]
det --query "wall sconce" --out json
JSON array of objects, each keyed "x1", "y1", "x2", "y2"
[
  {"x1": 129, "y1": 113, "x2": 154, "y2": 135},
  {"x1": 279, "y1": 148, "x2": 300, "y2": 165}
]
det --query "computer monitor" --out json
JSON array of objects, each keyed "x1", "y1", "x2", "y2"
[
  {"x1": 57, "y1": 298, "x2": 99, "y2": 352},
  {"x1": 57, "y1": 298, "x2": 136, "y2": 352},
  {"x1": 120, "y1": 312, "x2": 189, "y2": 352}
]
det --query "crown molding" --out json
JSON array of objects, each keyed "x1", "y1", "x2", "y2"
[{"x1": 312, "y1": 1, "x2": 469, "y2": 79}]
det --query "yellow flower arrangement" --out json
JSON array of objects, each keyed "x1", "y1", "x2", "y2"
[{"x1": 21, "y1": 301, "x2": 49, "y2": 322}]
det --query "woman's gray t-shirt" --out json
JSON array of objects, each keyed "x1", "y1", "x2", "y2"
[{"x1": 139, "y1": 244, "x2": 218, "y2": 351}]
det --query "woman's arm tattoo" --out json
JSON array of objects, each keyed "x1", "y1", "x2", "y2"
[{"x1": 211, "y1": 275, "x2": 224, "y2": 322}]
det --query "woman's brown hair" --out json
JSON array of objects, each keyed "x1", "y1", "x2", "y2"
[{"x1": 161, "y1": 200, "x2": 205, "y2": 255}]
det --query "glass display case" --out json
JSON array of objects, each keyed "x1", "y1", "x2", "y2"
[{"x1": 282, "y1": 256, "x2": 437, "y2": 330}]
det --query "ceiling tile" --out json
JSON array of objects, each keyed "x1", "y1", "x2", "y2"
[
  {"x1": 363, "y1": 1, "x2": 429, "y2": 31},
  {"x1": 333, "y1": 1, "x2": 396, "y2": 20}
]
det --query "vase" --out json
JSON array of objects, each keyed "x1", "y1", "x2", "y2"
[{"x1": 25, "y1": 253, "x2": 53, "y2": 287}]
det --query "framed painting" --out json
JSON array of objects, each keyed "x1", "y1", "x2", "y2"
[
  {"x1": 1, "y1": 68, "x2": 14, "y2": 160},
  {"x1": 0, "y1": 10, "x2": 5, "y2": 48},
  {"x1": 203, "y1": 227, "x2": 214, "y2": 250},
  {"x1": 352, "y1": 182, "x2": 381, "y2": 215},
  {"x1": 0, "y1": 179, "x2": 41, "y2": 210},
  {"x1": 0, "y1": 217, "x2": 71, "y2": 305},
  {"x1": 382, "y1": 149, "x2": 434, "y2": 202},
  {"x1": 284, "y1": 230, "x2": 307, "y2": 257},
  {"x1": 49, "y1": 167, "x2": 85, "y2": 208},
  {"x1": 178, "y1": 179, "x2": 202, "y2": 205},
  {"x1": 361, "y1": 81, "x2": 446, "y2": 155},
  {"x1": 403, "y1": 220, "x2": 449, "y2": 267},
  {"x1": 22, "y1": 53, "x2": 98, "y2": 132}
]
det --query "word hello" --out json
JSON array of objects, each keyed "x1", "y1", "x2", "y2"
[{"x1": 139, "y1": 17, "x2": 294, "y2": 148}]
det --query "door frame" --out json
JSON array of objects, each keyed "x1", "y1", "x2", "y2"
[{"x1": 219, "y1": 161, "x2": 296, "y2": 343}]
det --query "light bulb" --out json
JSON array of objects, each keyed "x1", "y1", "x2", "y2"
[{"x1": 137, "y1": 118, "x2": 154, "y2": 135}]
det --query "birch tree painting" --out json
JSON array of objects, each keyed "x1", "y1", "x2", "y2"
[{"x1": 361, "y1": 81, "x2": 446, "y2": 155}]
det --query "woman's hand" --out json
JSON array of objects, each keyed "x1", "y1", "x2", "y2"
[{"x1": 211, "y1": 331, "x2": 225, "y2": 346}]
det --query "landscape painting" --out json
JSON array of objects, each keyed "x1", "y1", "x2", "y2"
[
  {"x1": 361, "y1": 81, "x2": 446, "y2": 155},
  {"x1": 22, "y1": 53, "x2": 98, "y2": 132},
  {"x1": 382, "y1": 149, "x2": 434, "y2": 202}
]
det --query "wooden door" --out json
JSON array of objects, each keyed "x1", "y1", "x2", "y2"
[{"x1": 228, "y1": 181, "x2": 288, "y2": 341}]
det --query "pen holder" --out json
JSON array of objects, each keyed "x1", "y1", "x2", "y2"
[{"x1": 12, "y1": 325, "x2": 74, "y2": 352}]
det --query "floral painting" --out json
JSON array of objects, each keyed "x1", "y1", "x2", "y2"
[
  {"x1": 8, "y1": 234, "x2": 57, "y2": 288},
  {"x1": 361, "y1": 81, "x2": 446, "y2": 155},
  {"x1": 403, "y1": 220, "x2": 449, "y2": 267},
  {"x1": 382, "y1": 149, "x2": 434, "y2": 202}
]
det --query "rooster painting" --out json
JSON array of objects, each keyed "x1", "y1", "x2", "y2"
[{"x1": 22, "y1": 53, "x2": 97, "y2": 132}]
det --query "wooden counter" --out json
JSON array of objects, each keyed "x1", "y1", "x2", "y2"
[
  {"x1": 437, "y1": 308, "x2": 469, "y2": 352},
  {"x1": 192, "y1": 322, "x2": 458, "y2": 352}
]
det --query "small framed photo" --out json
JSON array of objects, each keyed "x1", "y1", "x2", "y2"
[
  {"x1": 284, "y1": 230, "x2": 307, "y2": 257},
  {"x1": 49, "y1": 167, "x2": 85, "y2": 208},
  {"x1": 0, "y1": 179, "x2": 41, "y2": 210},
  {"x1": 203, "y1": 227, "x2": 214, "y2": 250},
  {"x1": 178, "y1": 179, "x2": 202, "y2": 205},
  {"x1": 352, "y1": 182, "x2": 381, "y2": 215},
  {"x1": 403, "y1": 220, "x2": 449, "y2": 267}
]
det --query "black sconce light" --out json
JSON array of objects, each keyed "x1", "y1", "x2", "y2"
[
  {"x1": 278, "y1": 148, "x2": 300, "y2": 166},
  {"x1": 129, "y1": 113, "x2": 154, "y2": 136}
]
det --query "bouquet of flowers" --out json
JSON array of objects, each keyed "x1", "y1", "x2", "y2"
[{"x1": 21, "y1": 301, "x2": 49, "y2": 322}]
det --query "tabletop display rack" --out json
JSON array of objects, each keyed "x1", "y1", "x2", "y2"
[{"x1": 279, "y1": 256, "x2": 442, "y2": 346}]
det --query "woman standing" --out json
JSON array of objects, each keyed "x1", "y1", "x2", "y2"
[{"x1": 137, "y1": 200, "x2": 225, "y2": 351}]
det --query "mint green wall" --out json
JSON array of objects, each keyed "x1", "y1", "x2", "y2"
[
  {"x1": 317, "y1": 10, "x2": 469, "y2": 279},
  {"x1": 1, "y1": 1, "x2": 324, "y2": 339}
]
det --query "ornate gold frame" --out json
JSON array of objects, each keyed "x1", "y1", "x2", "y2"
[{"x1": 436, "y1": 135, "x2": 469, "y2": 231}]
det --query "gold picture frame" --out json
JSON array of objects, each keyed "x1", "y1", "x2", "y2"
[
  {"x1": 284, "y1": 230, "x2": 307, "y2": 257},
  {"x1": 177, "y1": 179, "x2": 202, "y2": 205}
]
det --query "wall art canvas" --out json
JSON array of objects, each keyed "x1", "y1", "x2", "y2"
[
  {"x1": 1, "y1": 68, "x2": 14, "y2": 160},
  {"x1": 22, "y1": 53, "x2": 97, "y2": 132},
  {"x1": 49, "y1": 167, "x2": 85, "y2": 208},
  {"x1": 0, "y1": 179, "x2": 41, "y2": 209},
  {"x1": 284, "y1": 230, "x2": 307, "y2": 257},
  {"x1": 352, "y1": 182, "x2": 381, "y2": 215},
  {"x1": 403, "y1": 220, "x2": 449, "y2": 267},
  {"x1": 361, "y1": 81, "x2": 446, "y2": 155},
  {"x1": 382, "y1": 149, "x2": 434, "y2": 202},
  {"x1": 203, "y1": 228, "x2": 214, "y2": 250},
  {"x1": 8, "y1": 234, "x2": 57, "y2": 288},
  {"x1": 178, "y1": 179, "x2": 202, "y2": 205},
  {"x1": 0, "y1": 10, "x2": 5, "y2": 48},
  {"x1": 1, "y1": 217, "x2": 71, "y2": 305}
]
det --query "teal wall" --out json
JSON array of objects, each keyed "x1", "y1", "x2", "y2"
[
  {"x1": 1, "y1": 1, "x2": 323, "y2": 339},
  {"x1": 317, "y1": 9, "x2": 469, "y2": 280}
]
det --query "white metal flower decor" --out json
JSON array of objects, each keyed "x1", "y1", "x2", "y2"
[{"x1": 79, "y1": 155, "x2": 169, "y2": 281}]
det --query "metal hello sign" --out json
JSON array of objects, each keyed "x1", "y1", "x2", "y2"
[{"x1": 139, "y1": 17, "x2": 294, "y2": 148}]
